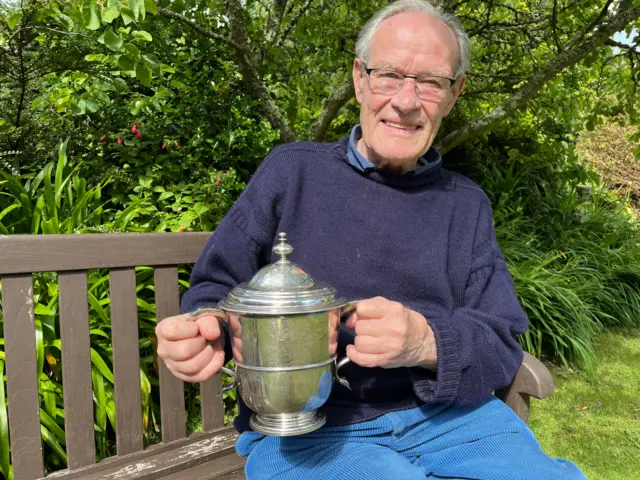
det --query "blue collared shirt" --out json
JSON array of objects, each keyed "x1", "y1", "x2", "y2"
[{"x1": 347, "y1": 124, "x2": 442, "y2": 175}]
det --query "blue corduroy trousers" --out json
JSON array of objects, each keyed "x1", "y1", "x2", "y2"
[{"x1": 235, "y1": 397, "x2": 586, "y2": 480}]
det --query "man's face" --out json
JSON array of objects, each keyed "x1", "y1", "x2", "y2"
[{"x1": 353, "y1": 12, "x2": 465, "y2": 172}]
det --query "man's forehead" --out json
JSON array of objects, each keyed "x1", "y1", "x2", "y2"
[{"x1": 367, "y1": 13, "x2": 459, "y2": 75}]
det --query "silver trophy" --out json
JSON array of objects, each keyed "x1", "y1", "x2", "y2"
[{"x1": 192, "y1": 232, "x2": 357, "y2": 436}]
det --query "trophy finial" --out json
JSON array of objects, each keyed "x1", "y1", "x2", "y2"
[{"x1": 272, "y1": 232, "x2": 293, "y2": 261}]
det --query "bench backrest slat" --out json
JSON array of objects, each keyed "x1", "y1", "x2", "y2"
[
  {"x1": 1, "y1": 274, "x2": 45, "y2": 480},
  {"x1": 58, "y1": 271, "x2": 96, "y2": 469},
  {"x1": 201, "y1": 373, "x2": 225, "y2": 431},
  {"x1": 155, "y1": 266, "x2": 187, "y2": 443},
  {"x1": 0, "y1": 233, "x2": 210, "y2": 274},
  {"x1": 109, "y1": 267, "x2": 144, "y2": 456}
]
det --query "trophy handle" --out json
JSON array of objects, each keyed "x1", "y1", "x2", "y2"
[
  {"x1": 219, "y1": 367, "x2": 238, "y2": 396},
  {"x1": 188, "y1": 307, "x2": 227, "y2": 322},
  {"x1": 333, "y1": 300, "x2": 361, "y2": 390}
]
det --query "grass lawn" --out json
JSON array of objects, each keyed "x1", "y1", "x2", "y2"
[{"x1": 529, "y1": 329, "x2": 640, "y2": 480}]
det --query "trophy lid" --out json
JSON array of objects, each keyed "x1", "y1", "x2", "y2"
[{"x1": 218, "y1": 233, "x2": 346, "y2": 315}]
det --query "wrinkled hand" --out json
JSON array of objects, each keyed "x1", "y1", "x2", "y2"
[
  {"x1": 345, "y1": 297, "x2": 437, "y2": 370},
  {"x1": 155, "y1": 311, "x2": 226, "y2": 382}
]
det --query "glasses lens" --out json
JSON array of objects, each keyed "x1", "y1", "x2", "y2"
[
  {"x1": 370, "y1": 70, "x2": 404, "y2": 95},
  {"x1": 416, "y1": 77, "x2": 449, "y2": 101}
]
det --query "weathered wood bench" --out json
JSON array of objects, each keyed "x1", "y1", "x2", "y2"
[{"x1": 0, "y1": 233, "x2": 554, "y2": 480}]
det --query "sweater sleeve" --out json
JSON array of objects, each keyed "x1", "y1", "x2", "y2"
[
  {"x1": 409, "y1": 196, "x2": 528, "y2": 406},
  {"x1": 179, "y1": 153, "x2": 287, "y2": 362}
]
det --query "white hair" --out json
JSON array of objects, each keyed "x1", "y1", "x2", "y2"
[{"x1": 355, "y1": 0, "x2": 471, "y2": 78}]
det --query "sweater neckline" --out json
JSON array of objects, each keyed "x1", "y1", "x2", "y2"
[{"x1": 337, "y1": 136, "x2": 444, "y2": 189}]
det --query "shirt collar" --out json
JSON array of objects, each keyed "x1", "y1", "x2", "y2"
[{"x1": 347, "y1": 124, "x2": 442, "y2": 175}]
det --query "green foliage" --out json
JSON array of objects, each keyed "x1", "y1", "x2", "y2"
[{"x1": 467, "y1": 136, "x2": 640, "y2": 370}]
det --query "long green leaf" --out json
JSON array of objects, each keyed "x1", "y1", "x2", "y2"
[
  {"x1": 0, "y1": 359, "x2": 13, "y2": 480},
  {"x1": 41, "y1": 424, "x2": 67, "y2": 464},
  {"x1": 54, "y1": 140, "x2": 68, "y2": 205},
  {"x1": 92, "y1": 367, "x2": 107, "y2": 459},
  {"x1": 39, "y1": 408, "x2": 65, "y2": 446},
  {"x1": 91, "y1": 349, "x2": 114, "y2": 383},
  {"x1": 88, "y1": 291, "x2": 110, "y2": 324}
]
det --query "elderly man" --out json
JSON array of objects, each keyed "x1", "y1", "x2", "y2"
[{"x1": 156, "y1": 1, "x2": 586, "y2": 478}]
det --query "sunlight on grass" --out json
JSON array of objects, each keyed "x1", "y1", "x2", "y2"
[{"x1": 529, "y1": 329, "x2": 640, "y2": 480}]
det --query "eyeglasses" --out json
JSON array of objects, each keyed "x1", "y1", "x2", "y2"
[{"x1": 362, "y1": 63, "x2": 456, "y2": 102}]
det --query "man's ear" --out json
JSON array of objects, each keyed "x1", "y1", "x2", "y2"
[
  {"x1": 444, "y1": 74, "x2": 466, "y2": 116},
  {"x1": 353, "y1": 58, "x2": 365, "y2": 104}
]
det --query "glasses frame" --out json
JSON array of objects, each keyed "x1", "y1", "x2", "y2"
[{"x1": 362, "y1": 62, "x2": 457, "y2": 99}]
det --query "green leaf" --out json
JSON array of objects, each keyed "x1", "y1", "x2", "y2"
[
  {"x1": 124, "y1": 43, "x2": 140, "y2": 58},
  {"x1": 132, "y1": 30, "x2": 152, "y2": 42},
  {"x1": 136, "y1": 63, "x2": 152, "y2": 87},
  {"x1": 8, "y1": 11, "x2": 22, "y2": 29},
  {"x1": 91, "y1": 349, "x2": 115, "y2": 384},
  {"x1": 85, "y1": 53, "x2": 109, "y2": 63},
  {"x1": 85, "y1": 99, "x2": 99, "y2": 113},
  {"x1": 92, "y1": 367, "x2": 107, "y2": 458},
  {"x1": 40, "y1": 378, "x2": 59, "y2": 426},
  {"x1": 143, "y1": 53, "x2": 160, "y2": 72},
  {"x1": 101, "y1": 6, "x2": 119, "y2": 23},
  {"x1": 0, "y1": 360, "x2": 12, "y2": 480},
  {"x1": 120, "y1": 7, "x2": 135, "y2": 25},
  {"x1": 71, "y1": 100, "x2": 86, "y2": 115},
  {"x1": 117, "y1": 55, "x2": 136, "y2": 71},
  {"x1": 103, "y1": 28, "x2": 124, "y2": 52},
  {"x1": 129, "y1": 0, "x2": 146, "y2": 21},
  {"x1": 35, "y1": 304, "x2": 55, "y2": 316},
  {"x1": 144, "y1": 0, "x2": 158, "y2": 15},
  {"x1": 81, "y1": 0, "x2": 100, "y2": 31},
  {"x1": 39, "y1": 409, "x2": 66, "y2": 446},
  {"x1": 41, "y1": 424, "x2": 67, "y2": 464}
]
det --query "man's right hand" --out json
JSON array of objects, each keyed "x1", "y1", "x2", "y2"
[{"x1": 155, "y1": 312, "x2": 226, "y2": 383}]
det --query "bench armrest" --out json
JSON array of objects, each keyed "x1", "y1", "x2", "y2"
[{"x1": 495, "y1": 352, "x2": 554, "y2": 424}]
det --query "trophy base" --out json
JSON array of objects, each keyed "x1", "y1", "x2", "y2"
[{"x1": 250, "y1": 411, "x2": 326, "y2": 436}]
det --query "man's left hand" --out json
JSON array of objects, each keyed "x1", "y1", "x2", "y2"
[{"x1": 344, "y1": 296, "x2": 437, "y2": 370}]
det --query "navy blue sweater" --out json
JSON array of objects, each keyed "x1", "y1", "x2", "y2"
[{"x1": 181, "y1": 135, "x2": 528, "y2": 432}]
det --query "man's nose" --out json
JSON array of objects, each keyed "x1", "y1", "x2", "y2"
[{"x1": 391, "y1": 79, "x2": 420, "y2": 111}]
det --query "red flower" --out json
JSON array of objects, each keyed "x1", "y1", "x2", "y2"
[
  {"x1": 136, "y1": 131, "x2": 142, "y2": 139},
  {"x1": 131, "y1": 125, "x2": 137, "y2": 134},
  {"x1": 99, "y1": 136, "x2": 105, "y2": 142},
  {"x1": 175, "y1": 141, "x2": 179, "y2": 147},
  {"x1": 162, "y1": 144, "x2": 166, "y2": 150},
  {"x1": 215, "y1": 179, "x2": 221, "y2": 185},
  {"x1": 117, "y1": 138, "x2": 122, "y2": 145}
]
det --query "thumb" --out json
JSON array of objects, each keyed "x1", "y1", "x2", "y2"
[{"x1": 344, "y1": 311, "x2": 358, "y2": 329}]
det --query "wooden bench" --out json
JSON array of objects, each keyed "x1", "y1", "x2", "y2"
[{"x1": 0, "y1": 233, "x2": 554, "y2": 480}]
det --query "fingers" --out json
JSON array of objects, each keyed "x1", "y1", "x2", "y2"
[
  {"x1": 156, "y1": 313, "x2": 200, "y2": 341},
  {"x1": 353, "y1": 333, "x2": 395, "y2": 354},
  {"x1": 346, "y1": 344, "x2": 387, "y2": 368},
  {"x1": 164, "y1": 338, "x2": 226, "y2": 382},
  {"x1": 195, "y1": 314, "x2": 224, "y2": 341},
  {"x1": 157, "y1": 335, "x2": 207, "y2": 362},
  {"x1": 355, "y1": 297, "x2": 395, "y2": 319}
]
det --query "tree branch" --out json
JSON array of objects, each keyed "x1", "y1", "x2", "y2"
[
  {"x1": 157, "y1": 7, "x2": 243, "y2": 51},
  {"x1": 225, "y1": 0, "x2": 296, "y2": 143},
  {"x1": 436, "y1": 3, "x2": 640, "y2": 154},
  {"x1": 309, "y1": 76, "x2": 355, "y2": 141},
  {"x1": 275, "y1": 0, "x2": 314, "y2": 48},
  {"x1": 266, "y1": 0, "x2": 288, "y2": 44}
]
